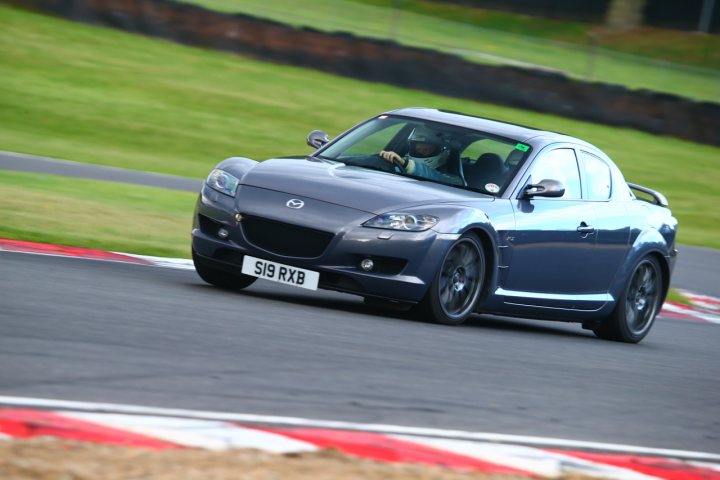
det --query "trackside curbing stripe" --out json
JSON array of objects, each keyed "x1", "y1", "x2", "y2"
[
  {"x1": 118, "y1": 252, "x2": 195, "y2": 270},
  {"x1": 2, "y1": 408, "x2": 719, "y2": 480},
  {"x1": 391, "y1": 435, "x2": 660, "y2": 480},
  {"x1": 253, "y1": 427, "x2": 532, "y2": 476},
  {"x1": 0, "y1": 396, "x2": 718, "y2": 463},
  {"x1": 0, "y1": 238, "x2": 717, "y2": 323},
  {"x1": 553, "y1": 450, "x2": 720, "y2": 480},
  {"x1": 679, "y1": 290, "x2": 720, "y2": 308},
  {"x1": 0, "y1": 409, "x2": 178, "y2": 449},
  {"x1": 62, "y1": 412, "x2": 318, "y2": 453},
  {"x1": 0, "y1": 238, "x2": 154, "y2": 266},
  {"x1": 661, "y1": 302, "x2": 720, "y2": 324}
]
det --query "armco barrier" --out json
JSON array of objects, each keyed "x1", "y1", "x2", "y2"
[{"x1": 17, "y1": 0, "x2": 720, "y2": 146}]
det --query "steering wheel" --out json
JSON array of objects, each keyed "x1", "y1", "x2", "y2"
[{"x1": 354, "y1": 154, "x2": 398, "y2": 173}]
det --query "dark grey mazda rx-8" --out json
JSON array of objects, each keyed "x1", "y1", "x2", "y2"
[{"x1": 192, "y1": 108, "x2": 677, "y2": 343}]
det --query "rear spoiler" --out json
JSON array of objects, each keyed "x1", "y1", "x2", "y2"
[{"x1": 628, "y1": 182, "x2": 668, "y2": 207}]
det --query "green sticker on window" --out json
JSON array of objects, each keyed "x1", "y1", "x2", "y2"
[{"x1": 514, "y1": 143, "x2": 530, "y2": 152}]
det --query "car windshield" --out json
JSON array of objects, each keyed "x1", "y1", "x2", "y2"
[{"x1": 317, "y1": 115, "x2": 531, "y2": 195}]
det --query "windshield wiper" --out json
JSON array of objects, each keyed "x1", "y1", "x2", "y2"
[{"x1": 307, "y1": 154, "x2": 346, "y2": 166}]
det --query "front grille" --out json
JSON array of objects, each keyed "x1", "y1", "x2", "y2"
[{"x1": 241, "y1": 215, "x2": 334, "y2": 258}]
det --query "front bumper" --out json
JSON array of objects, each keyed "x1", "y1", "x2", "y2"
[{"x1": 191, "y1": 186, "x2": 459, "y2": 302}]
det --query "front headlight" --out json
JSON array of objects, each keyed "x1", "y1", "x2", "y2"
[
  {"x1": 206, "y1": 169, "x2": 240, "y2": 197},
  {"x1": 363, "y1": 213, "x2": 439, "y2": 232}
]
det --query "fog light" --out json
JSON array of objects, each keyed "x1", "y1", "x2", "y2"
[
  {"x1": 235, "y1": 213, "x2": 243, "y2": 222},
  {"x1": 218, "y1": 228, "x2": 229, "y2": 239},
  {"x1": 360, "y1": 258, "x2": 374, "y2": 271}
]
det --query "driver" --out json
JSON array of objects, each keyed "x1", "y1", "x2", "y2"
[{"x1": 379, "y1": 126, "x2": 459, "y2": 184}]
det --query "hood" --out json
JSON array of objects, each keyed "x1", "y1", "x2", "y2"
[{"x1": 240, "y1": 158, "x2": 490, "y2": 214}]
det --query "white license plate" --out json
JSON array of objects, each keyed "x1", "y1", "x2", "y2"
[{"x1": 241, "y1": 255, "x2": 319, "y2": 291}]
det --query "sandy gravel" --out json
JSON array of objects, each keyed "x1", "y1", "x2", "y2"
[{"x1": 0, "y1": 438, "x2": 548, "y2": 480}]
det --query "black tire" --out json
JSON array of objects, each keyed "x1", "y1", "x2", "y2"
[
  {"x1": 594, "y1": 255, "x2": 663, "y2": 343},
  {"x1": 416, "y1": 233, "x2": 485, "y2": 325},
  {"x1": 192, "y1": 249, "x2": 256, "y2": 291}
]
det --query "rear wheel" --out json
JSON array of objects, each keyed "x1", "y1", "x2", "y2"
[
  {"x1": 192, "y1": 249, "x2": 256, "y2": 291},
  {"x1": 594, "y1": 255, "x2": 662, "y2": 343},
  {"x1": 417, "y1": 233, "x2": 485, "y2": 325}
]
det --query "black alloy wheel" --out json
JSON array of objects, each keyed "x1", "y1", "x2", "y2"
[
  {"x1": 595, "y1": 255, "x2": 662, "y2": 343},
  {"x1": 420, "y1": 233, "x2": 485, "y2": 325}
]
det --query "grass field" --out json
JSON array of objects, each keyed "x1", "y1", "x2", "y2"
[
  {"x1": 1, "y1": 5, "x2": 719, "y2": 250},
  {"x1": 354, "y1": 0, "x2": 720, "y2": 67},
  {"x1": 0, "y1": 171, "x2": 195, "y2": 258},
  {"x1": 187, "y1": 0, "x2": 720, "y2": 101}
]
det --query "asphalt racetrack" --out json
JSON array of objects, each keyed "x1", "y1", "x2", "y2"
[
  {"x1": 1, "y1": 250, "x2": 719, "y2": 453},
  {"x1": 1, "y1": 151, "x2": 719, "y2": 454}
]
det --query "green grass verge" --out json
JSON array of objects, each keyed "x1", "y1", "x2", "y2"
[
  {"x1": 0, "y1": 171, "x2": 195, "y2": 258},
  {"x1": 187, "y1": 0, "x2": 720, "y2": 101},
  {"x1": 666, "y1": 288, "x2": 692, "y2": 306},
  {"x1": 1, "y1": 6, "x2": 719, "y2": 249}
]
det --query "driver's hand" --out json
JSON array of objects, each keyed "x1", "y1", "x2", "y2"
[{"x1": 379, "y1": 151, "x2": 406, "y2": 169}]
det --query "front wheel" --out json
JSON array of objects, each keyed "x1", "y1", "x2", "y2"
[
  {"x1": 594, "y1": 255, "x2": 663, "y2": 343},
  {"x1": 416, "y1": 233, "x2": 486, "y2": 325},
  {"x1": 192, "y1": 249, "x2": 256, "y2": 291}
]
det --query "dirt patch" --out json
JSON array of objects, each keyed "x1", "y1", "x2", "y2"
[{"x1": 0, "y1": 438, "x2": 547, "y2": 480}]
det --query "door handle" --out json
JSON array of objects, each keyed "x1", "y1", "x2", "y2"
[{"x1": 576, "y1": 222, "x2": 596, "y2": 235}]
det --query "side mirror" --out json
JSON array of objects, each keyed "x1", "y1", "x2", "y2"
[
  {"x1": 307, "y1": 130, "x2": 330, "y2": 149},
  {"x1": 523, "y1": 179, "x2": 565, "y2": 198}
]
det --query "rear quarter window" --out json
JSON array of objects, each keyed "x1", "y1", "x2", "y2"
[{"x1": 580, "y1": 151, "x2": 612, "y2": 200}]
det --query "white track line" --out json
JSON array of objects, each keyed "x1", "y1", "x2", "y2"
[
  {"x1": 0, "y1": 396, "x2": 717, "y2": 461},
  {"x1": 116, "y1": 253, "x2": 195, "y2": 270}
]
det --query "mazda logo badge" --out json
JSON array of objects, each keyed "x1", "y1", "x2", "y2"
[{"x1": 286, "y1": 199, "x2": 304, "y2": 209}]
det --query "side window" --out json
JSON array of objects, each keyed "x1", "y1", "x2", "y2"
[
  {"x1": 580, "y1": 151, "x2": 612, "y2": 200},
  {"x1": 529, "y1": 148, "x2": 581, "y2": 199}
]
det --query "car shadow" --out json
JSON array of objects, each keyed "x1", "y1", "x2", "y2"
[
  {"x1": 466, "y1": 315, "x2": 593, "y2": 338},
  {"x1": 186, "y1": 281, "x2": 593, "y2": 339}
]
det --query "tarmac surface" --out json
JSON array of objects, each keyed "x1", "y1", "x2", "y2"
[{"x1": 0, "y1": 251, "x2": 718, "y2": 452}]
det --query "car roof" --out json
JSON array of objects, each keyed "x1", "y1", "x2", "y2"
[{"x1": 387, "y1": 107, "x2": 597, "y2": 151}]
